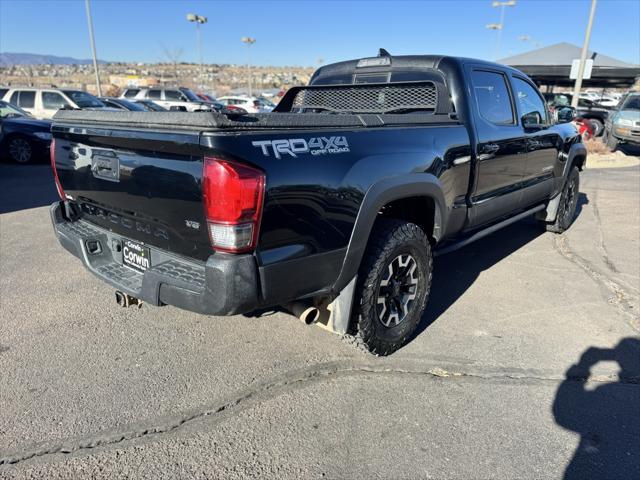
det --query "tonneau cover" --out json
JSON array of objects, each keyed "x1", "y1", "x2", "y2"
[{"x1": 52, "y1": 110, "x2": 458, "y2": 131}]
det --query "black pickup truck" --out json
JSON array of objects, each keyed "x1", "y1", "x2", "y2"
[{"x1": 49, "y1": 51, "x2": 586, "y2": 355}]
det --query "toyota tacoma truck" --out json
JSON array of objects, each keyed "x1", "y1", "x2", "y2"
[{"x1": 49, "y1": 51, "x2": 586, "y2": 355}]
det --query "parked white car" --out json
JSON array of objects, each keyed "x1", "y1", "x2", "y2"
[
  {"x1": 121, "y1": 87, "x2": 215, "y2": 112},
  {"x1": 217, "y1": 96, "x2": 274, "y2": 113},
  {"x1": 0, "y1": 87, "x2": 107, "y2": 119}
]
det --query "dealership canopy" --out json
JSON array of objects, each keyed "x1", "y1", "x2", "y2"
[{"x1": 499, "y1": 42, "x2": 640, "y2": 88}]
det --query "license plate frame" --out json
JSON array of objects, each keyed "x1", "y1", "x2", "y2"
[{"x1": 122, "y1": 240, "x2": 151, "y2": 273}]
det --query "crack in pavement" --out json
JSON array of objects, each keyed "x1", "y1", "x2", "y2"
[
  {"x1": 1, "y1": 360, "x2": 638, "y2": 468},
  {"x1": 552, "y1": 235, "x2": 639, "y2": 333},
  {"x1": 590, "y1": 189, "x2": 620, "y2": 275}
]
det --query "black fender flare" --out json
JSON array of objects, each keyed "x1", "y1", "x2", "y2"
[
  {"x1": 331, "y1": 173, "x2": 447, "y2": 293},
  {"x1": 543, "y1": 142, "x2": 587, "y2": 223},
  {"x1": 566, "y1": 142, "x2": 587, "y2": 176}
]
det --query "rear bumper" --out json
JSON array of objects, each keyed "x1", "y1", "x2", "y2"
[{"x1": 50, "y1": 202, "x2": 260, "y2": 316}]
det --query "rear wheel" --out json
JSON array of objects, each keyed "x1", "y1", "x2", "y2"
[
  {"x1": 7, "y1": 136, "x2": 34, "y2": 164},
  {"x1": 347, "y1": 218, "x2": 432, "y2": 355},
  {"x1": 546, "y1": 166, "x2": 580, "y2": 233}
]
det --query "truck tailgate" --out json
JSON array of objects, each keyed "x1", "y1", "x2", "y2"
[{"x1": 52, "y1": 126, "x2": 211, "y2": 260}]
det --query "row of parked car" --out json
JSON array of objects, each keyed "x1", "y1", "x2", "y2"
[
  {"x1": 0, "y1": 85, "x2": 278, "y2": 163},
  {"x1": 545, "y1": 90, "x2": 640, "y2": 148},
  {"x1": 0, "y1": 85, "x2": 276, "y2": 119}
]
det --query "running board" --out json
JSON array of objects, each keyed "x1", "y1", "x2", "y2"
[{"x1": 434, "y1": 204, "x2": 545, "y2": 257}]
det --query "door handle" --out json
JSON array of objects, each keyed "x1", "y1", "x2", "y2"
[{"x1": 482, "y1": 143, "x2": 500, "y2": 154}]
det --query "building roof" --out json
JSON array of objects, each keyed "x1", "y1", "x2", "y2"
[
  {"x1": 499, "y1": 42, "x2": 636, "y2": 68},
  {"x1": 499, "y1": 42, "x2": 640, "y2": 88}
]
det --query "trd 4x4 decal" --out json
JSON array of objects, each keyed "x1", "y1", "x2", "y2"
[{"x1": 252, "y1": 136, "x2": 350, "y2": 159}]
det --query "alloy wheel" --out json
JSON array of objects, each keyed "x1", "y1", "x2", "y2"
[
  {"x1": 9, "y1": 138, "x2": 32, "y2": 164},
  {"x1": 376, "y1": 254, "x2": 419, "y2": 327}
]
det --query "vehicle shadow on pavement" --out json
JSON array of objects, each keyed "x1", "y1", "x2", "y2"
[
  {"x1": 413, "y1": 193, "x2": 589, "y2": 341},
  {"x1": 618, "y1": 143, "x2": 640, "y2": 157},
  {"x1": 553, "y1": 338, "x2": 640, "y2": 479},
  {"x1": 0, "y1": 163, "x2": 58, "y2": 214}
]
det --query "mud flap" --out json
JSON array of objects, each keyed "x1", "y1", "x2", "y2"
[
  {"x1": 314, "y1": 276, "x2": 357, "y2": 335},
  {"x1": 537, "y1": 192, "x2": 562, "y2": 223}
]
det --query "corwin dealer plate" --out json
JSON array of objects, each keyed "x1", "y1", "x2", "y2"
[{"x1": 122, "y1": 240, "x2": 151, "y2": 272}]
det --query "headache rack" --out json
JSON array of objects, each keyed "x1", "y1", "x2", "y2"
[{"x1": 275, "y1": 81, "x2": 452, "y2": 115}]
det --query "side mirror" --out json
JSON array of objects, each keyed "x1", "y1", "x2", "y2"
[
  {"x1": 169, "y1": 105, "x2": 187, "y2": 112},
  {"x1": 522, "y1": 111, "x2": 545, "y2": 131},
  {"x1": 555, "y1": 106, "x2": 576, "y2": 124}
]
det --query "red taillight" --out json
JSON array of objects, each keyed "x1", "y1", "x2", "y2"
[
  {"x1": 202, "y1": 157, "x2": 265, "y2": 253},
  {"x1": 50, "y1": 138, "x2": 66, "y2": 200}
]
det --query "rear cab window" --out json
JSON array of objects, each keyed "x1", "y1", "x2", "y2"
[{"x1": 470, "y1": 70, "x2": 514, "y2": 125}]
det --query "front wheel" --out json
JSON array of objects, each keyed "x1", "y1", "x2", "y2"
[
  {"x1": 605, "y1": 130, "x2": 619, "y2": 151},
  {"x1": 545, "y1": 166, "x2": 580, "y2": 233},
  {"x1": 348, "y1": 218, "x2": 432, "y2": 355}
]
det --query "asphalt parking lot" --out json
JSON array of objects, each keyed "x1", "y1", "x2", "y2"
[{"x1": 0, "y1": 159, "x2": 638, "y2": 479}]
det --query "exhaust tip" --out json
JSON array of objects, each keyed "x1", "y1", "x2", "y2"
[
  {"x1": 115, "y1": 291, "x2": 142, "y2": 308},
  {"x1": 284, "y1": 302, "x2": 322, "y2": 325},
  {"x1": 300, "y1": 307, "x2": 320, "y2": 325},
  {"x1": 115, "y1": 291, "x2": 128, "y2": 307}
]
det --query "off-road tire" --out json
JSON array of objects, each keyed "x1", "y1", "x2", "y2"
[
  {"x1": 347, "y1": 218, "x2": 432, "y2": 355},
  {"x1": 546, "y1": 166, "x2": 580, "y2": 233}
]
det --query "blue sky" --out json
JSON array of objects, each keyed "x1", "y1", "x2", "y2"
[{"x1": 0, "y1": 0, "x2": 638, "y2": 66}]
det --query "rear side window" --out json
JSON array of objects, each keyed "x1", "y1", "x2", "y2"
[
  {"x1": 10, "y1": 91, "x2": 19, "y2": 105},
  {"x1": 123, "y1": 89, "x2": 140, "y2": 98},
  {"x1": 512, "y1": 77, "x2": 547, "y2": 125},
  {"x1": 148, "y1": 89, "x2": 161, "y2": 99},
  {"x1": 471, "y1": 70, "x2": 514, "y2": 124},
  {"x1": 17, "y1": 91, "x2": 36, "y2": 109},
  {"x1": 42, "y1": 91, "x2": 69, "y2": 110},
  {"x1": 0, "y1": 88, "x2": 8, "y2": 99}
]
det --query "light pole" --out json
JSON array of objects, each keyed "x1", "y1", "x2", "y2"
[
  {"x1": 487, "y1": 0, "x2": 516, "y2": 61},
  {"x1": 84, "y1": 0, "x2": 102, "y2": 96},
  {"x1": 187, "y1": 13, "x2": 207, "y2": 89},
  {"x1": 241, "y1": 37, "x2": 256, "y2": 96},
  {"x1": 571, "y1": 0, "x2": 597, "y2": 108}
]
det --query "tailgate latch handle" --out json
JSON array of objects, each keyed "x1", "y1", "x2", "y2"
[{"x1": 91, "y1": 155, "x2": 120, "y2": 182}]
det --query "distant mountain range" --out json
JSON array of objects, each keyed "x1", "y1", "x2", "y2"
[{"x1": 0, "y1": 52, "x2": 108, "y2": 65}]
